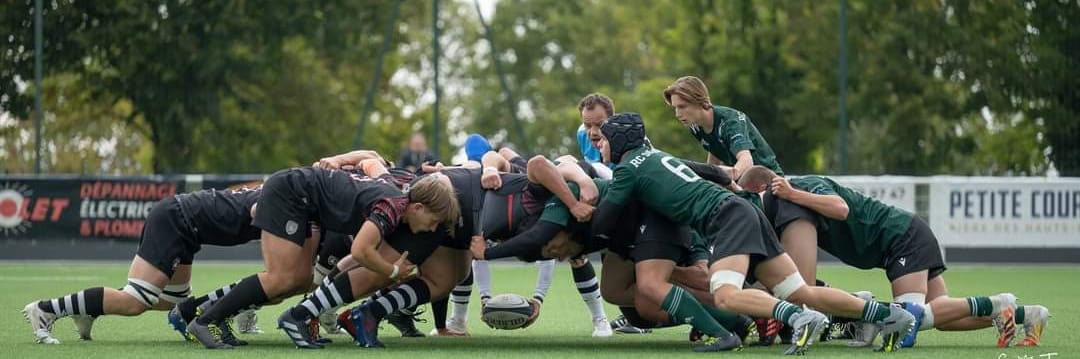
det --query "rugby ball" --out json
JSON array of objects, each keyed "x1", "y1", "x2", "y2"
[{"x1": 480, "y1": 293, "x2": 534, "y2": 330}]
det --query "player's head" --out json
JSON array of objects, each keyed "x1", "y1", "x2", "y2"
[
  {"x1": 737, "y1": 165, "x2": 780, "y2": 193},
  {"x1": 599, "y1": 112, "x2": 647, "y2": 164},
  {"x1": 663, "y1": 76, "x2": 713, "y2": 127},
  {"x1": 464, "y1": 134, "x2": 492, "y2": 162},
  {"x1": 579, "y1": 93, "x2": 615, "y2": 147},
  {"x1": 404, "y1": 173, "x2": 460, "y2": 234},
  {"x1": 541, "y1": 231, "x2": 583, "y2": 261}
]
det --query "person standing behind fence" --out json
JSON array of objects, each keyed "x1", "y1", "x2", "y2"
[{"x1": 398, "y1": 132, "x2": 438, "y2": 174}]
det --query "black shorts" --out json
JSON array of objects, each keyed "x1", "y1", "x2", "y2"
[
  {"x1": 253, "y1": 168, "x2": 314, "y2": 246},
  {"x1": 764, "y1": 192, "x2": 830, "y2": 234},
  {"x1": 884, "y1": 217, "x2": 947, "y2": 282},
  {"x1": 136, "y1": 197, "x2": 200, "y2": 278},
  {"x1": 704, "y1": 196, "x2": 786, "y2": 270},
  {"x1": 509, "y1": 156, "x2": 528, "y2": 174},
  {"x1": 317, "y1": 230, "x2": 353, "y2": 271},
  {"x1": 629, "y1": 210, "x2": 695, "y2": 265},
  {"x1": 384, "y1": 227, "x2": 444, "y2": 265}
]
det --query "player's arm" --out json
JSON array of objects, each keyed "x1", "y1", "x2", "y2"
[
  {"x1": 316, "y1": 150, "x2": 385, "y2": 169},
  {"x1": 480, "y1": 151, "x2": 513, "y2": 189},
  {"x1": 732, "y1": 150, "x2": 754, "y2": 181},
  {"x1": 473, "y1": 222, "x2": 564, "y2": 260},
  {"x1": 722, "y1": 111, "x2": 756, "y2": 181},
  {"x1": 590, "y1": 166, "x2": 633, "y2": 239},
  {"x1": 706, "y1": 152, "x2": 722, "y2": 166},
  {"x1": 527, "y1": 155, "x2": 594, "y2": 222},
  {"x1": 556, "y1": 160, "x2": 599, "y2": 205},
  {"x1": 357, "y1": 158, "x2": 389, "y2": 178},
  {"x1": 772, "y1": 177, "x2": 848, "y2": 220},
  {"x1": 350, "y1": 221, "x2": 411, "y2": 279}
]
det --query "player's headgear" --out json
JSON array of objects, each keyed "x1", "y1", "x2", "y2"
[{"x1": 600, "y1": 112, "x2": 647, "y2": 164}]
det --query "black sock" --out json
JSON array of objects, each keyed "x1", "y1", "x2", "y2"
[
  {"x1": 195, "y1": 275, "x2": 267, "y2": 325},
  {"x1": 181, "y1": 282, "x2": 238, "y2": 322},
  {"x1": 37, "y1": 287, "x2": 106, "y2": 318},
  {"x1": 290, "y1": 272, "x2": 354, "y2": 320},
  {"x1": 432, "y1": 296, "x2": 449, "y2": 329},
  {"x1": 367, "y1": 278, "x2": 431, "y2": 320}
]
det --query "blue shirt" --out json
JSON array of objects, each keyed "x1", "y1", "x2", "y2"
[{"x1": 576, "y1": 124, "x2": 601, "y2": 163}]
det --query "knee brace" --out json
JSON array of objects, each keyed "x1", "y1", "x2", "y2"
[
  {"x1": 709, "y1": 270, "x2": 746, "y2": 293},
  {"x1": 770, "y1": 273, "x2": 806, "y2": 301},
  {"x1": 123, "y1": 278, "x2": 163, "y2": 308},
  {"x1": 161, "y1": 282, "x2": 191, "y2": 304}
]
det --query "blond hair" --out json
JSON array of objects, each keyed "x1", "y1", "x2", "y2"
[
  {"x1": 407, "y1": 175, "x2": 460, "y2": 234},
  {"x1": 663, "y1": 76, "x2": 712, "y2": 109}
]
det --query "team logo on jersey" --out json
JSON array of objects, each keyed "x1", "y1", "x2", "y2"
[
  {"x1": 898, "y1": 257, "x2": 907, "y2": 267},
  {"x1": 285, "y1": 220, "x2": 299, "y2": 235}
]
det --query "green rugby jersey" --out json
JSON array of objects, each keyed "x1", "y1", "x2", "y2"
[
  {"x1": 689, "y1": 105, "x2": 784, "y2": 176},
  {"x1": 790, "y1": 176, "x2": 913, "y2": 268},
  {"x1": 605, "y1": 147, "x2": 733, "y2": 233}
]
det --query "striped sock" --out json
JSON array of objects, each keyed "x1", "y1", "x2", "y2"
[
  {"x1": 37, "y1": 287, "x2": 105, "y2": 318},
  {"x1": 290, "y1": 272, "x2": 354, "y2": 320},
  {"x1": 571, "y1": 261, "x2": 605, "y2": 321},
  {"x1": 968, "y1": 297, "x2": 993, "y2": 317},
  {"x1": 773, "y1": 301, "x2": 801, "y2": 326},
  {"x1": 369, "y1": 278, "x2": 431, "y2": 320},
  {"x1": 862, "y1": 300, "x2": 891, "y2": 322}
]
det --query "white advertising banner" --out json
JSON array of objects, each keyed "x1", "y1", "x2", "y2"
[
  {"x1": 827, "y1": 176, "x2": 918, "y2": 213},
  {"x1": 929, "y1": 177, "x2": 1080, "y2": 247}
]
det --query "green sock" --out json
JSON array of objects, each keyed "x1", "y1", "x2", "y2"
[
  {"x1": 704, "y1": 305, "x2": 742, "y2": 330},
  {"x1": 772, "y1": 301, "x2": 801, "y2": 326},
  {"x1": 1014, "y1": 306, "x2": 1026, "y2": 324},
  {"x1": 661, "y1": 286, "x2": 731, "y2": 337},
  {"x1": 967, "y1": 297, "x2": 993, "y2": 317},
  {"x1": 861, "y1": 301, "x2": 891, "y2": 322}
]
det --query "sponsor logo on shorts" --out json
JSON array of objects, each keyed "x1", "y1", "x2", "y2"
[
  {"x1": 286, "y1": 220, "x2": 299, "y2": 235},
  {"x1": 898, "y1": 257, "x2": 907, "y2": 267},
  {"x1": 640, "y1": 225, "x2": 646, "y2": 233}
]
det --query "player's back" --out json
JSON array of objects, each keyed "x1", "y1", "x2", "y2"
[
  {"x1": 615, "y1": 147, "x2": 733, "y2": 231},
  {"x1": 175, "y1": 187, "x2": 262, "y2": 246}
]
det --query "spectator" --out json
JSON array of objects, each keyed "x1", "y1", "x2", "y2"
[{"x1": 398, "y1": 132, "x2": 437, "y2": 173}]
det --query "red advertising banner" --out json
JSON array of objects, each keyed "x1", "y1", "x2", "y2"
[{"x1": 0, "y1": 176, "x2": 184, "y2": 240}]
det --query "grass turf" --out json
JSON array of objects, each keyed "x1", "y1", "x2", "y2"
[{"x1": 0, "y1": 262, "x2": 1073, "y2": 358}]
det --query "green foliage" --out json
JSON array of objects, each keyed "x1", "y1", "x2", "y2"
[{"x1": 1, "y1": 0, "x2": 1073, "y2": 175}]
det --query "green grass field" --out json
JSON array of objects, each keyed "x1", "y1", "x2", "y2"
[{"x1": 0, "y1": 262, "x2": 1073, "y2": 359}]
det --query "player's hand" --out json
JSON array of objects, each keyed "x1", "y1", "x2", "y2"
[
  {"x1": 770, "y1": 177, "x2": 795, "y2": 199},
  {"x1": 481, "y1": 168, "x2": 503, "y2": 189},
  {"x1": 315, "y1": 156, "x2": 349, "y2": 169},
  {"x1": 421, "y1": 162, "x2": 445, "y2": 173},
  {"x1": 522, "y1": 298, "x2": 542, "y2": 328},
  {"x1": 570, "y1": 202, "x2": 595, "y2": 222},
  {"x1": 469, "y1": 235, "x2": 487, "y2": 260},
  {"x1": 392, "y1": 251, "x2": 416, "y2": 281},
  {"x1": 578, "y1": 180, "x2": 599, "y2": 205}
]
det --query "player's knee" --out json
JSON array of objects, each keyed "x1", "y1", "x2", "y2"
[
  {"x1": 121, "y1": 278, "x2": 162, "y2": 313},
  {"x1": 160, "y1": 282, "x2": 191, "y2": 305},
  {"x1": 526, "y1": 155, "x2": 548, "y2": 169}
]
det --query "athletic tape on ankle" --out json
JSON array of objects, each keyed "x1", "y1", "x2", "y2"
[
  {"x1": 920, "y1": 303, "x2": 935, "y2": 331},
  {"x1": 161, "y1": 282, "x2": 191, "y2": 304},
  {"x1": 770, "y1": 273, "x2": 805, "y2": 300},
  {"x1": 709, "y1": 270, "x2": 746, "y2": 293},
  {"x1": 123, "y1": 278, "x2": 162, "y2": 308},
  {"x1": 893, "y1": 292, "x2": 926, "y2": 304}
]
